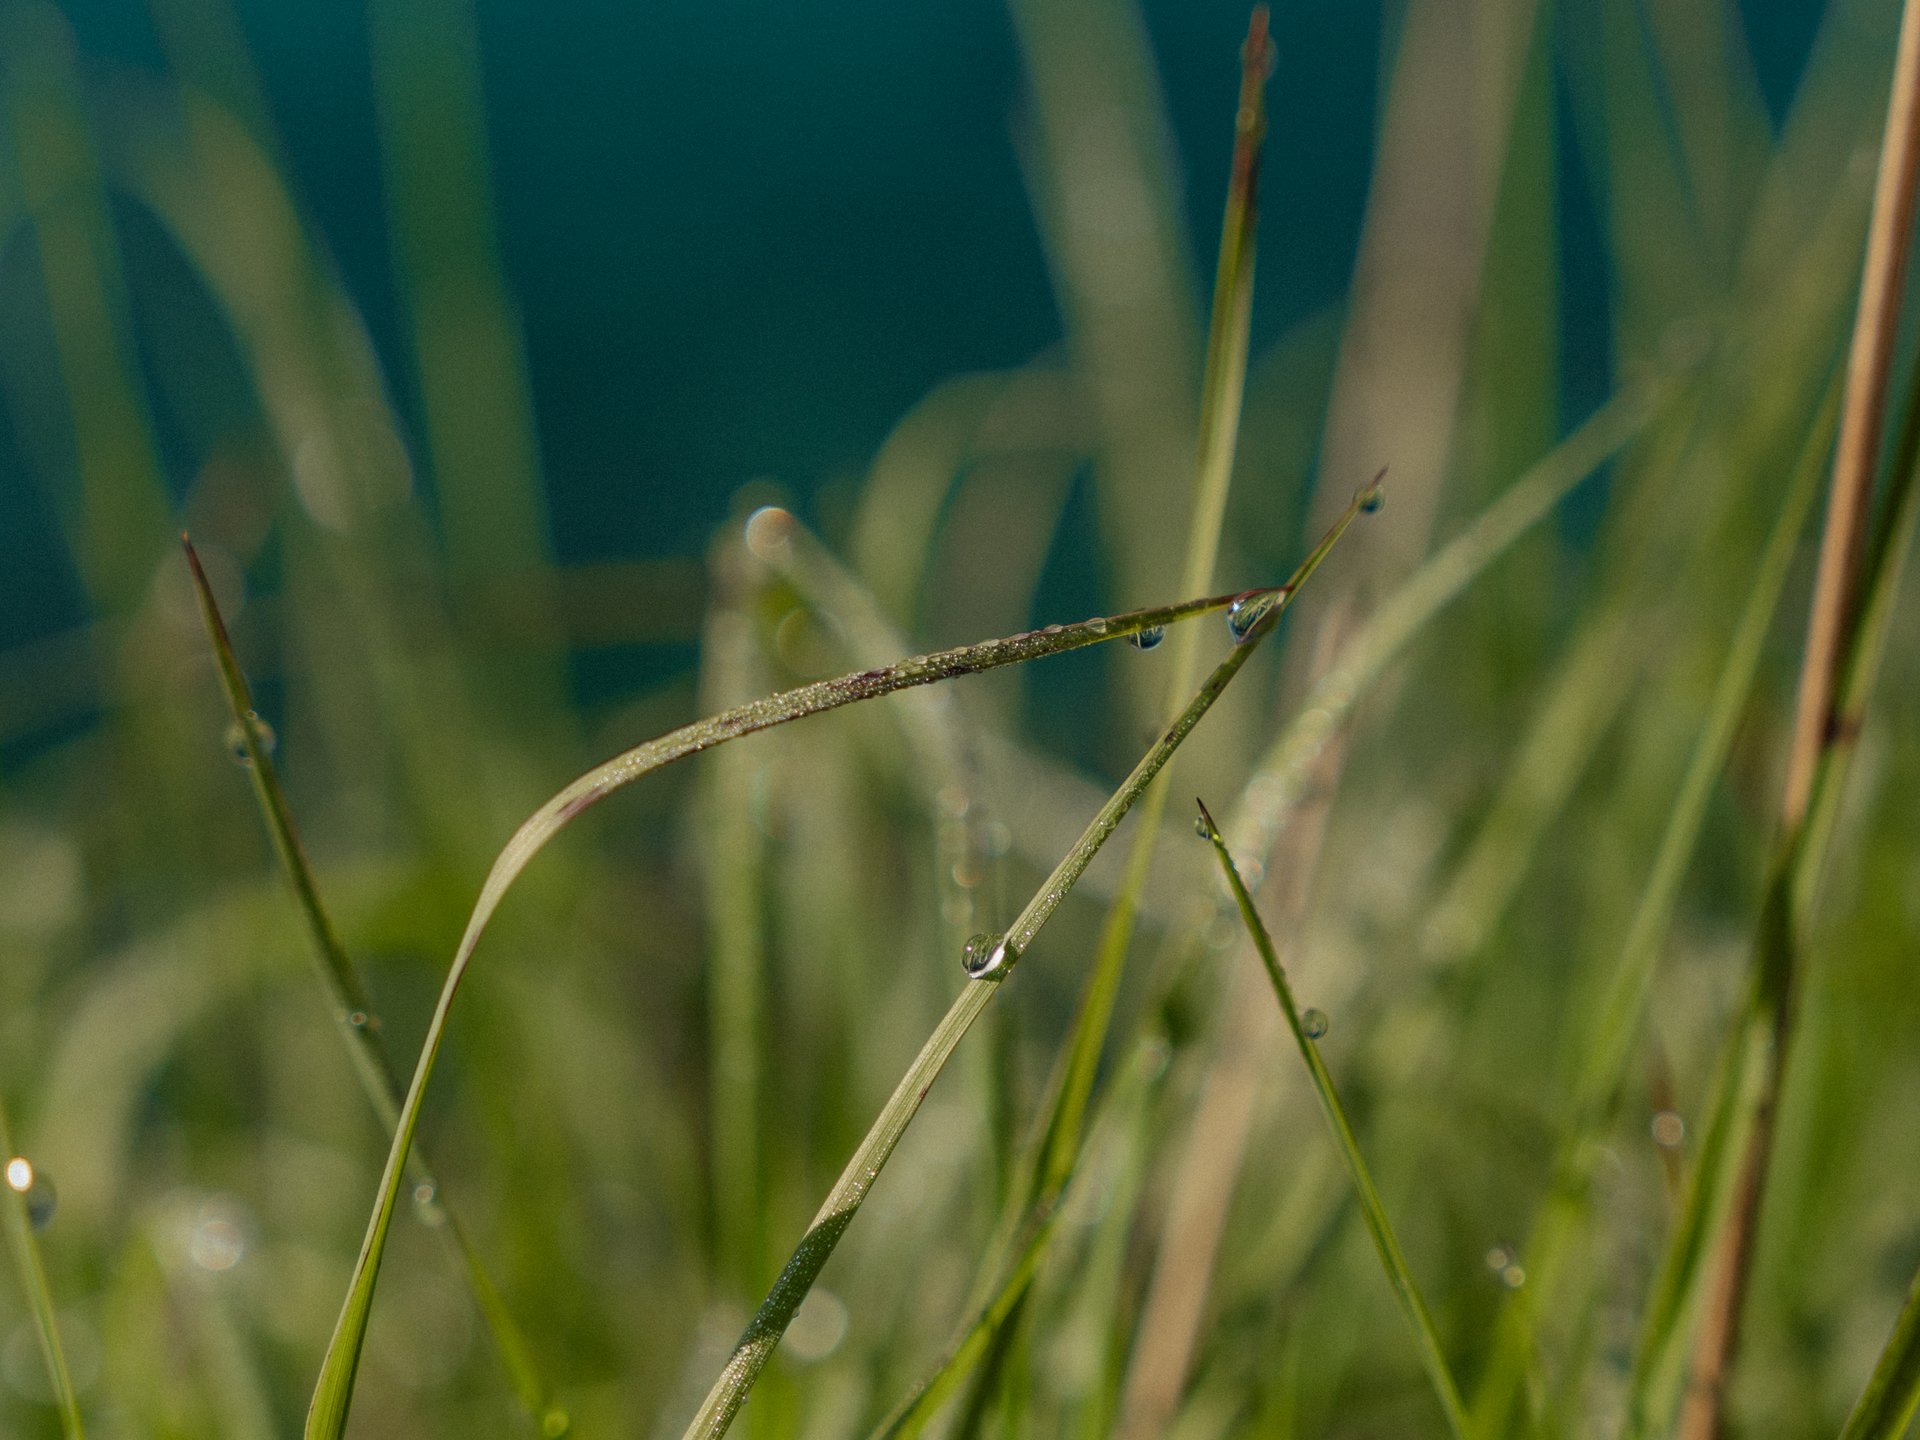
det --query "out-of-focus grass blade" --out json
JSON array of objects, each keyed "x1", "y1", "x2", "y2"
[
  {"x1": 301, "y1": 584, "x2": 1277, "y2": 1437},
  {"x1": 1623, "y1": 360, "x2": 1920, "y2": 1440},
  {"x1": 1195, "y1": 799, "x2": 1471, "y2": 1440},
  {"x1": 1468, "y1": 378, "x2": 1841, "y2": 1435},
  {"x1": 674, "y1": 490, "x2": 1376, "y2": 1440},
  {"x1": 1840, "y1": 1264, "x2": 1920, "y2": 1440},
  {"x1": 181, "y1": 539, "x2": 567, "y2": 1436},
  {"x1": 0, "y1": 1095, "x2": 85, "y2": 1438}
]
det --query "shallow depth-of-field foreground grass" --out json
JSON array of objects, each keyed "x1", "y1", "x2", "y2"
[{"x1": 3, "y1": 0, "x2": 1920, "y2": 1436}]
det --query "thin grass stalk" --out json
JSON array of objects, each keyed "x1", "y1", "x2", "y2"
[
  {"x1": 870, "y1": 20, "x2": 1275, "y2": 1419},
  {"x1": 0, "y1": 1096, "x2": 84, "y2": 1438},
  {"x1": 1678, "y1": 5, "x2": 1920, "y2": 1428},
  {"x1": 1466, "y1": 377, "x2": 1840, "y2": 1437},
  {"x1": 1840, "y1": 1260, "x2": 1920, "y2": 1439},
  {"x1": 675, "y1": 490, "x2": 1376, "y2": 1440},
  {"x1": 1195, "y1": 800, "x2": 1470, "y2": 1438},
  {"x1": 302, "y1": 585, "x2": 1280, "y2": 1437},
  {"x1": 182, "y1": 538, "x2": 567, "y2": 1435},
  {"x1": 1031, "y1": 2, "x2": 1275, "y2": 1207}
]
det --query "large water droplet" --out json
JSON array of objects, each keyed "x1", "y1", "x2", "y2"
[
  {"x1": 1225, "y1": 592, "x2": 1276, "y2": 642},
  {"x1": 962, "y1": 932, "x2": 1014, "y2": 979},
  {"x1": 224, "y1": 712, "x2": 277, "y2": 767},
  {"x1": 1128, "y1": 626, "x2": 1165, "y2": 651},
  {"x1": 1301, "y1": 1008, "x2": 1328, "y2": 1040},
  {"x1": 7, "y1": 1158, "x2": 56, "y2": 1231}
]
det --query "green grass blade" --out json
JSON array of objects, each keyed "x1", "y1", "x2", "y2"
[
  {"x1": 181, "y1": 539, "x2": 568, "y2": 1435},
  {"x1": 675, "y1": 491, "x2": 1375, "y2": 1440},
  {"x1": 0, "y1": 1095, "x2": 85, "y2": 1438},
  {"x1": 1195, "y1": 799, "x2": 1471, "y2": 1440},
  {"x1": 1839, "y1": 1265, "x2": 1920, "y2": 1440},
  {"x1": 301, "y1": 583, "x2": 1274, "y2": 1437}
]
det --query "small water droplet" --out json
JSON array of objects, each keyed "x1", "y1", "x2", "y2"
[
  {"x1": 1358, "y1": 472, "x2": 1386, "y2": 513},
  {"x1": 346, "y1": 1010, "x2": 369, "y2": 1030},
  {"x1": 1128, "y1": 626, "x2": 1165, "y2": 651},
  {"x1": 1501, "y1": 1262, "x2": 1527, "y2": 1288},
  {"x1": 413, "y1": 1182, "x2": 447, "y2": 1227},
  {"x1": 962, "y1": 932, "x2": 1014, "y2": 979},
  {"x1": 542, "y1": 1409, "x2": 571, "y2": 1438},
  {"x1": 1086, "y1": 618, "x2": 1110, "y2": 636},
  {"x1": 1194, "y1": 814, "x2": 1212, "y2": 839},
  {"x1": 1225, "y1": 592, "x2": 1276, "y2": 642},
  {"x1": 224, "y1": 712, "x2": 277, "y2": 766},
  {"x1": 1485, "y1": 1245, "x2": 1512, "y2": 1271},
  {"x1": 1650, "y1": 1110, "x2": 1686, "y2": 1148},
  {"x1": 1301, "y1": 1008, "x2": 1328, "y2": 1040},
  {"x1": 6, "y1": 1158, "x2": 55, "y2": 1231}
]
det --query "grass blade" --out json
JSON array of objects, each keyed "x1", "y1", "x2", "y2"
[
  {"x1": 181, "y1": 538, "x2": 568, "y2": 1435},
  {"x1": 302, "y1": 581, "x2": 1282, "y2": 1436},
  {"x1": 1194, "y1": 799, "x2": 1470, "y2": 1439},
  {"x1": 674, "y1": 489, "x2": 1377, "y2": 1440},
  {"x1": 0, "y1": 1094, "x2": 85, "y2": 1438},
  {"x1": 1839, "y1": 1265, "x2": 1920, "y2": 1440}
]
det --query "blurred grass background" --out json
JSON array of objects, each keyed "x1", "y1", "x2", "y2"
[{"x1": 1, "y1": 0, "x2": 1917, "y2": 1435}]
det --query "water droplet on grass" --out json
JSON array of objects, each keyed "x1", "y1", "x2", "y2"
[
  {"x1": 1650, "y1": 1110, "x2": 1686, "y2": 1148},
  {"x1": 1301, "y1": 1008, "x2": 1328, "y2": 1040},
  {"x1": 1226, "y1": 592, "x2": 1276, "y2": 641},
  {"x1": 542, "y1": 1407, "x2": 571, "y2": 1437},
  {"x1": 1128, "y1": 626, "x2": 1165, "y2": 651},
  {"x1": 6, "y1": 1158, "x2": 55, "y2": 1231},
  {"x1": 224, "y1": 713, "x2": 276, "y2": 766},
  {"x1": 962, "y1": 932, "x2": 1014, "y2": 979}
]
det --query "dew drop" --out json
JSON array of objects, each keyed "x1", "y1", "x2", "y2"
[
  {"x1": 1225, "y1": 592, "x2": 1276, "y2": 642},
  {"x1": 1300, "y1": 1008, "x2": 1328, "y2": 1040},
  {"x1": 1194, "y1": 814, "x2": 1212, "y2": 840},
  {"x1": 1358, "y1": 472, "x2": 1387, "y2": 513},
  {"x1": 1650, "y1": 1110, "x2": 1686, "y2": 1148},
  {"x1": 6, "y1": 1157, "x2": 55, "y2": 1231},
  {"x1": 542, "y1": 1410, "x2": 571, "y2": 1438},
  {"x1": 1086, "y1": 618, "x2": 1110, "y2": 636},
  {"x1": 1128, "y1": 626, "x2": 1165, "y2": 651},
  {"x1": 413, "y1": 1182, "x2": 447, "y2": 1228},
  {"x1": 224, "y1": 712, "x2": 276, "y2": 766},
  {"x1": 962, "y1": 932, "x2": 1014, "y2": 980}
]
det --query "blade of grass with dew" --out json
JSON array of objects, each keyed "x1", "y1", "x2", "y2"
[
  {"x1": 674, "y1": 488, "x2": 1377, "y2": 1440},
  {"x1": 940, "y1": 24, "x2": 1279, "y2": 1404},
  {"x1": 181, "y1": 538, "x2": 568, "y2": 1436},
  {"x1": 301, "y1": 585, "x2": 1274, "y2": 1437},
  {"x1": 0, "y1": 1094, "x2": 84, "y2": 1438},
  {"x1": 1466, "y1": 375, "x2": 1842, "y2": 1435},
  {"x1": 1194, "y1": 798, "x2": 1470, "y2": 1438},
  {"x1": 1623, "y1": 359, "x2": 1920, "y2": 1440}
]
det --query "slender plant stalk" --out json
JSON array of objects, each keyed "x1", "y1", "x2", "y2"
[
  {"x1": 675, "y1": 488, "x2": 1377, "y2": 1440},
  {"x1": 181, "y1": 538, "x2": 568, "y2": 1437},
  {"x1": 1840, "y1": 1249, "x2": 1920, "y2": 1439},
  {"x1": 1678, "y1": 6, "x2": 1920, "y2": 1430},
  {"x1": 1195, "y1": 800, "x2": 1470, "y2": 1439},
  {"x1": 302, "y1": 579, "x2": 1283, "y2": 1437},
  {"x1": 0, "y1": 1095, "x2": 84, "y2": 1438},
  {"x1": 1035, "y1": 0, "x2": 1275, "y2": 1207},
  {"x1": 934, "y1": 21, "x2": 1277, "y2": 1421}
]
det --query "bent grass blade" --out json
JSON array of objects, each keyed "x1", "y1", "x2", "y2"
[
  {"x1": 0, "y1": 1095, "x2": 85, "y2": 1438},
  {"x1": 182, "y1": 538, "x2": 568, "y2": 1436},
  {"x1": 674, "y1": 490, "x2": 1377, "y2": 1440},
  {"x1": 1195, "y1": 800, "x2": 1471, "y2": 1440},
  {"x1": 302, "y1": 580, "x2": 1281, "y2": 1436}
]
